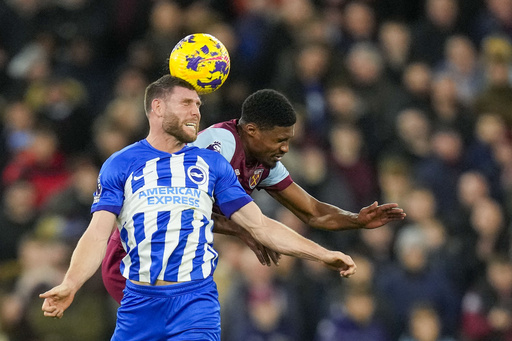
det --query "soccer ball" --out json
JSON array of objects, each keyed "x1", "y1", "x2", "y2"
[{"x1": 169, "y1": 33, "x2": 230, "y2": 95}]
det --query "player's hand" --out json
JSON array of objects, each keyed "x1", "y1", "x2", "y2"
[
  {"x1": 322, "y1": 251, "x2": 356, "y2": 278},
  {"x1": 357, "y1": 201, "x2": 406, "y2": 229},
  {"x1": 39, "y1": 284, "x2": 75, "y2": 319},
  {"x1": 239, "y1": 229, "x2": 281, "y2": 266}
]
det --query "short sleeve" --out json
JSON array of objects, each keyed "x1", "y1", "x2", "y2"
[
  {"x1": 190, "y1": 127, "x2": 236, "y2": 163},
  {"x1": 90, "y1": 155, "x2": 127, "y2": 215},
  {"x1": 259, "y1": 161, "x2": 291, "y2": 187}
]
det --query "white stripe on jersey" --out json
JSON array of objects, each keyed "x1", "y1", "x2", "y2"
[
  {"x1": 120, "y1": 214, "x2": 134, "y2": 279},
  {"x1": 137, "y1": 210, "x2": 159, "y2": 283},
  {"x1": 177, "y1": 211, "x2": 203, "y2": 282},
  {"x1": 196, "y1": 156, "x2": 210, "y2": 193},
  {"x1": 143, "y1": 157, "x2": 159, "y2": 184},
  {"x1": 201, "y1": 219, "x2": 216, "y2": 278},
  {"x1": 170, "y1": 154, "x2": 185, "y2": 187},
  {"x1": 159, "y1": 212, "x2": 182, "y2": 279}
]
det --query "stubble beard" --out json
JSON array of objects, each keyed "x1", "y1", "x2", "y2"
[{"x1": 163, "y1": 115, "x2": 197, "y2": 144}]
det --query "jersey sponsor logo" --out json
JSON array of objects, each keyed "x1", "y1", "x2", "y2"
[
  {"x1": 187, "y1": 165, "x2": 207, "y2": 185},
  {"x1": 206, "y1": 141, "x2": 222, "y2": 153},
  {"x1": 138, "y1": 187, "x2": 201, "y2": 207},
  {"x1": 249, "y1": 169, "x2": 264, "y2": 189},
  {"x1": 93, "y1": 176, "x2": 102, "y2": 203}
]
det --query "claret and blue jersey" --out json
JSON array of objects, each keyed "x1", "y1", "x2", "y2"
[
  {"x1": 91, "y1": 139, "x2": 252, "y2": 285},
  {"x1": 190, "y1": 119, "x2": 294, "y2": 194}
]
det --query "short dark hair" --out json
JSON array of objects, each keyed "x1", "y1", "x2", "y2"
[
  {"x1": 240, "y1": 89, "x2": 296, "y2": 130},
  {"x1": 144, "y1": 75, "x2": 196, "y2": 115}
]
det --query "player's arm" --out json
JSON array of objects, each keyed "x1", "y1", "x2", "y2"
[
  {"x1": 212, "y1": 212, "x2": 280, "y2": 266},
  {"x1": 40, "y1": 210, "x2": 117, "y2": 318},
  {"x1": 231, "y1": 201, "x2": 356, "y2": 277},
  {"x1": 267, "y1": 182, "x2": 406, "y2": 231}
]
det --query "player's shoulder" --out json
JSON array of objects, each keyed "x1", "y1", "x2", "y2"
[
  {"x1": 210, "y1": 119, "x2": 237, "y2": 131},
  {"x1": 192, "y1": 120, "x2": 238, "y2": 160},
  {"x1": 186, "y1": 144, "x2": 228, "y2": 162},
  {"x1": 197, "y1": 120, "x2": 236, "y2": 143},
  {"x1": 101, "y1": 140, "x2": 157, "y2": 172},
  {"x1": 105, "y1": 140, "x2": 147, "y2": 162}
]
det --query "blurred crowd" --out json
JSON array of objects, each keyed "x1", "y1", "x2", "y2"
[{"x1": 0, "y1": 0, "x2": 512, "y2": 340}]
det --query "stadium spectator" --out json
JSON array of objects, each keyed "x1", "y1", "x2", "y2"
[
  {"x1": 315, "y1": 285, "x2": 390, "y2": 341},
  {"x1": 1, "y1": 100, "x2": 37, "y2": 166},
  {"x1": 378, "y1": 20, "x2": 413, "y2": 86},
  {"x1": 375, "y1": 225, "x2": 460, "y2": 339},
  {"x1": 410, "y1": 0, "x2": 463, "y2": 67},
  {"x1": 0, "y1": 181, "x2": 38, "y2": 264},
  {"x1": 473, "y1": 36, "x2": 512, "y2": 127},
  {"x1": 2, "y1": 125, "x2": 70, "y2": 208},
  {"x1": 435, "y1": 35, "x2": 485, "y2": 106},
  {"x1": 400, "y1": 61, "x2": 433, "y2": 113},
  {"x1": 329, "y1": 123, "x2": 378, "y2": 208},
  {"x1": 221, "y1": 246, "x2": 303, "y2": 341},
  {"x1": 398, "y1": 302, "x2": 457, "y2": 341},
  {"x1": 460, "y1": 255, "x2": 512, "y2": 341},
  {"x1": 429, "y1": 73, "x2": 476, "y2": 145}
]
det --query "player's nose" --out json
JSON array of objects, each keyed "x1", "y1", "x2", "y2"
[
  {"x1": 191, "y1": 105, "x2": 201, "y2": 119},
  {"x1": 280, "y1": 142, "x2": 289, "y2": 153}
]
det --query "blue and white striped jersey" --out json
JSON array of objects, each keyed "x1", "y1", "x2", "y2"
[{"x1": 91, "y1": 139, "x2": 252, "y2": 284}]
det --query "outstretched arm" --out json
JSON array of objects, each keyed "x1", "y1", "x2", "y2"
[
  {"x1": 40, "y1": 211, "x2": 116, "y2": 318},
  {"x1": 267, "y1": 182, "x2": 405, "y2": 231},
  {"x1": 212, "y1": 212, "x2": 280, "y2": 266},
  {"x1": 231, "y1": 202, "x2": 356, "y2": 277}
]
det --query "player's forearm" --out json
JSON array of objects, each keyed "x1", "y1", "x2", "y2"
[
  {"x1": 211, "y1": 212, "x2": 243, "y2": 236},
  {"x1": 232, "y1": 203, "x2": 332, "y2": 263},
  {"x1": 62, "y1": 228, "x2": 109, "y2": 293},
  {"x1": 308, "y1": 204, "x2": 363, "y2": 231},
  {"x1": 62, "y1": 211, "x2": 114, "y2": 293},
  {"x1": 269, "y1": 186, "x2": 363, "y2": 231},
  {"x1": 256, "y1": 216, "x2": 334, "y2": 262}
]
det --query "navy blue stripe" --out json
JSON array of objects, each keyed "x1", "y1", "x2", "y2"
[
  {"x1": 164, "y1": 210, "x2": 194, "y2": 281},
  {"x1": 128, "y1": 213, "x2": 145, "y2": 281},
  {"x1": 149, "y1": 211, "x2": 170, "y2": 284},
  {"x1": 131, "y1": 169, "x2": 145, "y2": 193},
  {"x1": 156, "y1": 158, "x2": 171, "y2": 187},
  {"x1": 91, "y1": 205, "x2": 122, "y2": 215},
  {"x1": 219, "y1": 196, "x2": 253, "y2": 218},
  {"x1": 119, "y1": 227, "x2": 130, "y2": 276}
]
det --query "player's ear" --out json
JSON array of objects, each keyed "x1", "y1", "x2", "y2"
[
  {"x1": 244, "y1": 123, "x2": 259, "y2": 136},
  {"x1": 151, "y1": 99, "x2": 163, "y2": 118}
]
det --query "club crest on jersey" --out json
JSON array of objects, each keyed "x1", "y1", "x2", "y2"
[
  {"x1": 206, "y1": 141, "x2": 222, "y2": 153},
  {"x1": 187, "y1": 165, "x2": 207, "y2": 185},
  {"x1": 93, "y1": 176, "x2": 102, "y2": 203},
  {"x1": 249, "y1": 169, "x2": 264, "y2": 189}
]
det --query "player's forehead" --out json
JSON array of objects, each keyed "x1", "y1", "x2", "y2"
[
  {"x1": 260, "y1": 125, "x2": 295, "y2": 139},
  {"x1": 169, "y1": 86, "x2": 201, "y2": 103}
]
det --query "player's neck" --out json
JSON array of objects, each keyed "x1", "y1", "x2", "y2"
[
  {"x1": 236, "y1": 124, "x2": 258, "y2": 165},
  {"x1": 146, "y1": 133, "x2": 185, "y2": 154}
]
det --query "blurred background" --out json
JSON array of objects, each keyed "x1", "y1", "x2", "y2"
[{"x1": 0, "y1": 0, "x2": 511, "y2": 340}]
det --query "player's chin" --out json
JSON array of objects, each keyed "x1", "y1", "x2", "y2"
[
  {"x1": 181, "y1": 133, "x2": 197, "y2": 144},
  {"x1": 183, "y1": 130, "x2": 198, "y2": 142},
  {"x1": 263, "y1": 160, "x2": 278, "y2": 168}
]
